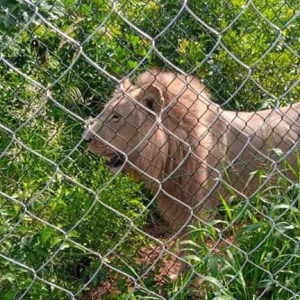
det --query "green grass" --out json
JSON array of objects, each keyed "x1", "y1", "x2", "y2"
[{"x1": 177, "y1": 171, "x2": 300, "y2": 300}]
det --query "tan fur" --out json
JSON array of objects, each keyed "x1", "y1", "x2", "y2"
[{"x1": 83, "y1": 69, "x2": 300, "y2": 235}]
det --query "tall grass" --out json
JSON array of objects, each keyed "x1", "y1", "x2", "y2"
[{"x1": 178, "y1": 161, "x2": 300, "y2": 300}]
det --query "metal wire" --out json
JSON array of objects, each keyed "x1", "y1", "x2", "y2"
[{"x1": 1, "y1": 0, "x2": 300, "y2": 299}]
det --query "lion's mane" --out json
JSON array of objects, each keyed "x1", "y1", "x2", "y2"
[{"x1": 131, "y1": 70, "x2": 226, "y2": 231}]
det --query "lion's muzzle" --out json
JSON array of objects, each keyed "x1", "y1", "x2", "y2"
[
  {"x1": 82, "y1": 124, "x2": 95, "y2": 144},
  {"x1": 82, "y1": 122, "x2": 126, "y2": 170},
  {"x1": 104, "y1": 153, "x2": 125, "y2": 167}
]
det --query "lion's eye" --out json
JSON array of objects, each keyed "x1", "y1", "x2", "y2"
[{"x1": 111, "y1": 114, "x2": 120, "y2": 122}]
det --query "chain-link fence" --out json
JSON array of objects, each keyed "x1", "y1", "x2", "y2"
[{"x1": 1, "y1": 0, "x2": 300, "y2": 299}]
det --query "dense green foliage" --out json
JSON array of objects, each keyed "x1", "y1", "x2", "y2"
[
  {"x1": 180, "y1": 165, "x2": 300, "y2": 300},
  {"x1": 1, "y1": 0, "x2": 300, "y2": 299}
]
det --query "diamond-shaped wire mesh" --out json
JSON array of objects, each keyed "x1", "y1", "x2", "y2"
[{"x1": 1, "y1": 0, "x2": 300, "y2": 299}]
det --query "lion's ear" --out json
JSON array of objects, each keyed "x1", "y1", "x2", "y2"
[{"x1": 141, "y1": 84, "x2": 163, "y2": 113}]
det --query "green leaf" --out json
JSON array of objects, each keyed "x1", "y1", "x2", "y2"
[
  {"x1": 3, "y1": 290, "x2": 18, "y2": 300},
  {"x1": 210, "y1": 255, "x2": 220, "y2": 277}
]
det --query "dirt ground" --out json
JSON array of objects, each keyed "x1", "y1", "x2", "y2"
[{"x1": 82, "y1": 220, "x2": 182, "y2": 300}]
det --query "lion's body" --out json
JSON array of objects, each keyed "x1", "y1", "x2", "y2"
[{"x1": 83, "y1": 69, "x2": 300, "y2": 233}]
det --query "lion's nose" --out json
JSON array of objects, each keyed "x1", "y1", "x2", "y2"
[
  {"x1": 83, "y1": 137, "x2": 92, "y2": 143},
  {"x1": 82, "y1": 127, "x2": 93, "y2": 143}
]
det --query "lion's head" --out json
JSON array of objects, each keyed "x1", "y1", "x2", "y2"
[{"x1": 83, "y1": 71, "x2": 166, "y2": 174}]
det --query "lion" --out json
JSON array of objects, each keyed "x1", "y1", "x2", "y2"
[{"x1": 82, "y1": 69, "x2": 300, "y2": 236}]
